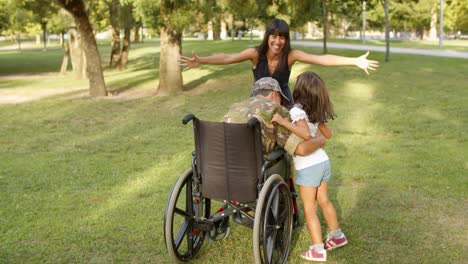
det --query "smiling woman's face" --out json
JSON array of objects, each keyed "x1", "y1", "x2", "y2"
[{"x1": 268, "y1": 33, "x2": 286, "y2": 55}]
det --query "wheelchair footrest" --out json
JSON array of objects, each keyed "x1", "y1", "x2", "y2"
[{"x1": 232, "y1": 209, "x2": 254, "y2": 228}]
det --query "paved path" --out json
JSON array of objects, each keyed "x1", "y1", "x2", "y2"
[
  {"x1": 292, "y1": 40, "x2": 468, "y2": 59},
  {"x1": 2, "y1": 40, "x2": 467, "y2": 59}
]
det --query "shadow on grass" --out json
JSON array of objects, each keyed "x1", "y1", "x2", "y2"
[
  {"x1": 105, "y1": 71, "x2": 158, "y2": 95},
  {"x1": 182, "y1": 63, "x2": 251, "y2": 92}
]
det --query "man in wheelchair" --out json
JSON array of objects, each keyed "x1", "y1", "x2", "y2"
[{"x1": 224, "y1": 77, "x2": 327, "y2": 157}]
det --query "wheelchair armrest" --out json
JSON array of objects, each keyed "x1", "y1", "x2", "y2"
[
  {"x1": 182, "y1": 114, "x2": 196, "y2": 125},
  {"x1": 266, "y1": 147, "x2": 286, "y2": 162}
]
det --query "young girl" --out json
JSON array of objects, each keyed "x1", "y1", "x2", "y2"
[{"x1": 272, "y1": 71, "x2": 347, "y2": 262}]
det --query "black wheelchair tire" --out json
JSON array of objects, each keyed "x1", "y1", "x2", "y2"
[
  {"x1": 164, "y1": 168, "x2": 211, "y2": 262},
  {"x1": 253, "y1": 174, "x2": 294, "y2": 264}
]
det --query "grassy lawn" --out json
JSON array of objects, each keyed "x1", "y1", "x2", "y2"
[{"x1": 0, "y1": 39, "x2": 467, "y2": 263}]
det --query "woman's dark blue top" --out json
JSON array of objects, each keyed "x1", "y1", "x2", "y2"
[{"x1": 252, "y1": 52, "x2": 293, "y2": 108}]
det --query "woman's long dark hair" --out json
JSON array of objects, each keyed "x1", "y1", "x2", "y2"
[
  {"x1": 293, "y1": 72, "x2": 336, "y2": 123},
  {"x1": 256, "y1": 19, "x2": 291, "y2": 71}
]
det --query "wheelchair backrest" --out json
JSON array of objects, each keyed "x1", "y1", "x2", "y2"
[{"x1": 193, "y1": 118, "x2": 263, "y2": 203}]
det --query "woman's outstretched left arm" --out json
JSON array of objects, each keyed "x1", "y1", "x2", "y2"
[{"x1": 290, "y1": 50, "x2": 379, "y2": 75}]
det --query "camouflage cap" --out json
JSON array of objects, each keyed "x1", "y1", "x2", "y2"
[{"x1": 252, "y1": 77, "x2": 290, "y2": 101}]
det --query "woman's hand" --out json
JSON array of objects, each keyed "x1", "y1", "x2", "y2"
[
  {"x1": 179, "y1": 51, "x2": 200, "y2": 70},
  {"x1": 355, "y1": 51, "x2": 379, "y2": 75}
]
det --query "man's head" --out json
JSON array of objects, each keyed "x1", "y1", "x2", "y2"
[{"x1": 252, "y1": 77, "x2": 289, "y2": 104}]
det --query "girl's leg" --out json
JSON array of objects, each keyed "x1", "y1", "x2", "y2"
[
  {"x1": 316, "y1": 182, "x2": 339, "y2": 231},
  {"x1": 317, "y1": 182, "x2": 348, "y2": 250},
  {"x1": 299, "y1": 185, "x2": 322, "y2": 244}
]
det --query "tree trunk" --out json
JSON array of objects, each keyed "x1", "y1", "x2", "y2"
[
  {"x1": 57, "y1": 0, "x2": 107, "y2": 97},
  {"x1": 16, "y1": 34, "x2": 22, "y2": 51},
  {"x1": 133, "y1": 21, "x2": 142, "y2": 43},
  {"x1": 157, "y1": 26, "x2": 183, "y2": 96},
  {"x1": 108, "y1": 0, "x2": 120, "y2": 67},
  {"x1": 68, "y1": 27, "x2": 85, "y2": 79},
  {"x1": 249, "y1": 21, "x2": 253, "y2": 43},
  {"x1": 110, "y1": 28, "x2": 121, "y2": 67},
  {"x1": 322, "y1": 0, "x2": 328, "y2": 54},
  {"x1": 41, "y1": 21, "x2": 47, "y2": 51},
  {"x1": 207, "y1": 21, "x2": 214, "y2": 40},
  {"x1": 231, "y1": 15, "x2": 235, "y2": 41},
  {"x1": 220, "y1": 20, "x2": 227, "y2": 40},
  {"x1": 306, "y1": 22, "x2": 313, "y2": 38},
  {"x1": 429, "y1": 2, "x2": 438, "y2": 40},
  {"x1": 384, "y1": 0, "x2": 390, "y2": 62},
  {"x1": 118, "y1": 27, "x2": 131, "y2": 70},
  {"x1": 81, "y1": 47, "x2": 87, "y2": 79},
  {"x1": 60, "y1": 32, "x2": 64, "y2": 47},
  {"x1": 60, "y1": 42, "x2": 70, "y2": 74},
  {"x1": 213, "y1": 19, "x2": 221, "y2": 40}
]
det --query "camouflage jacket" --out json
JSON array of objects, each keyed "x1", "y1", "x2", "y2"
[{"x1": 224, "y1": 96, "x2": 303, "y2": 156}]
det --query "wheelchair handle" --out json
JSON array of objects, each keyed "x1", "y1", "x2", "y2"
[
  {"x1": 247, "y1": 118, "x2": 260, "y2": 128},
  {"x1": 182, "y1": 114, "x2": 196, "y2": 125}
]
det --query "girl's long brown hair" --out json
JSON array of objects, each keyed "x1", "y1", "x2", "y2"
[{"x1": 292, "y1": 72, "x2": 336, "y2": 123}]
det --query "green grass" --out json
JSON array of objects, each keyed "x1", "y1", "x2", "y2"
[{"x1": 0, "y1": 39, "x2": 467, "y2": 263}]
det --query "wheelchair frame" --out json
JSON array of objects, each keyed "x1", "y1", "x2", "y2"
[{"x1": 164, "y1": 114, "x2": 300, "y2": 263}]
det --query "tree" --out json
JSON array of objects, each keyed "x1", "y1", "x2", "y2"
[
  {"x1": 0, "y1": 0, "x2": 11, "y2": 34},
  {"x1": 105, "y1": 0, "x2": 121, "y2": 67},
  {"x1": 21, "y1": 0, "x2": 60, "y2": 51},
  {"x1": 157, "y1": 0, "x2": 194, "y2": 95},
  {"x1": 445, "y1": 0, "x2": 468, "y2": 34},
  {"x1": 287, "y1": 0, "x2": 321, "y2": 32},
  {"x1": 117, "y1": 0, "x2": 135, "y2": 70},
  {"x1": 137, "y1": 0, "x2": 197, "y2": 95},
  {"x1": 56, "y1": 0, "x2": 107, "y2": 97},
  {"x1": 224, "y1": 0, "x2": 261, "y2": 42},
  {"x1": 322, "y1": 0, "x2": 328, "y2": 54},
  {"x1": 4, "y1": 0, "x2": 32, "y2": 50},
  {"x1": 384, "y1": 0, "x2": 389, "y2": 61}
]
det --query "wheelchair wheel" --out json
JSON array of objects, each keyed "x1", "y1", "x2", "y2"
[
  {"x1": 164, "y1": 168, "x2": 211, "y2": 262},
  {"x1": 253, "y1": 174, "x2": 293, "y2": 264}
]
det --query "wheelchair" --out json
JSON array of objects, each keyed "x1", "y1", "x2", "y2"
[{"x1": 164, "y1": 114, "x2": 301, "y2": 263}]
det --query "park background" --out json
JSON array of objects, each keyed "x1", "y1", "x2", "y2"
[{"x1": 1, "y1": 0, "x2": 467, "y2": 263}]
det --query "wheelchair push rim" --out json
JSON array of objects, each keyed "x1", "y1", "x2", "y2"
[{"x1": 164, "y1": 168, "x2": 211, "y2": 262}]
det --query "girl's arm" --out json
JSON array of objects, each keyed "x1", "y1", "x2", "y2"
[
  {"x1": 289, "y1": 50, "x2": 379, "y2": 75},
  {"x1": 272, "y1": 113, "x2": 310, "y2": 140},
  {"x1": 318, "y1": 122, "x2": 332, "y2": 139},
  {"x1": 180, "y1": 48, "x2": 257, "y2": 70}
]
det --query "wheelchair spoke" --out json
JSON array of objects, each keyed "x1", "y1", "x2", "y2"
[
  {"x1": 174, "y1": 207, "x2": 192, "y2": 218},
  {"x1": 278, "y1": 209, "x2": 288, "y2": 224},
  {"x1": 270, "y1": 190, "x2": 280, "y2": 222},
  {"x1": 174, "y1": 219, "x2": 190, "y2": 250},
  {"x1": 266, "y1": 229, "x2": 277, "y2": 263}
]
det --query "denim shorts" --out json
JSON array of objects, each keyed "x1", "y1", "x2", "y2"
[{"x1": 295, "y1": 160, "x2": 331, "y2": 187}]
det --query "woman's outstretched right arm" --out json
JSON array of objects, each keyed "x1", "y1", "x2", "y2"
[{"x1": 179, "y1": 48, "x2": 257, "y2": 70}]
